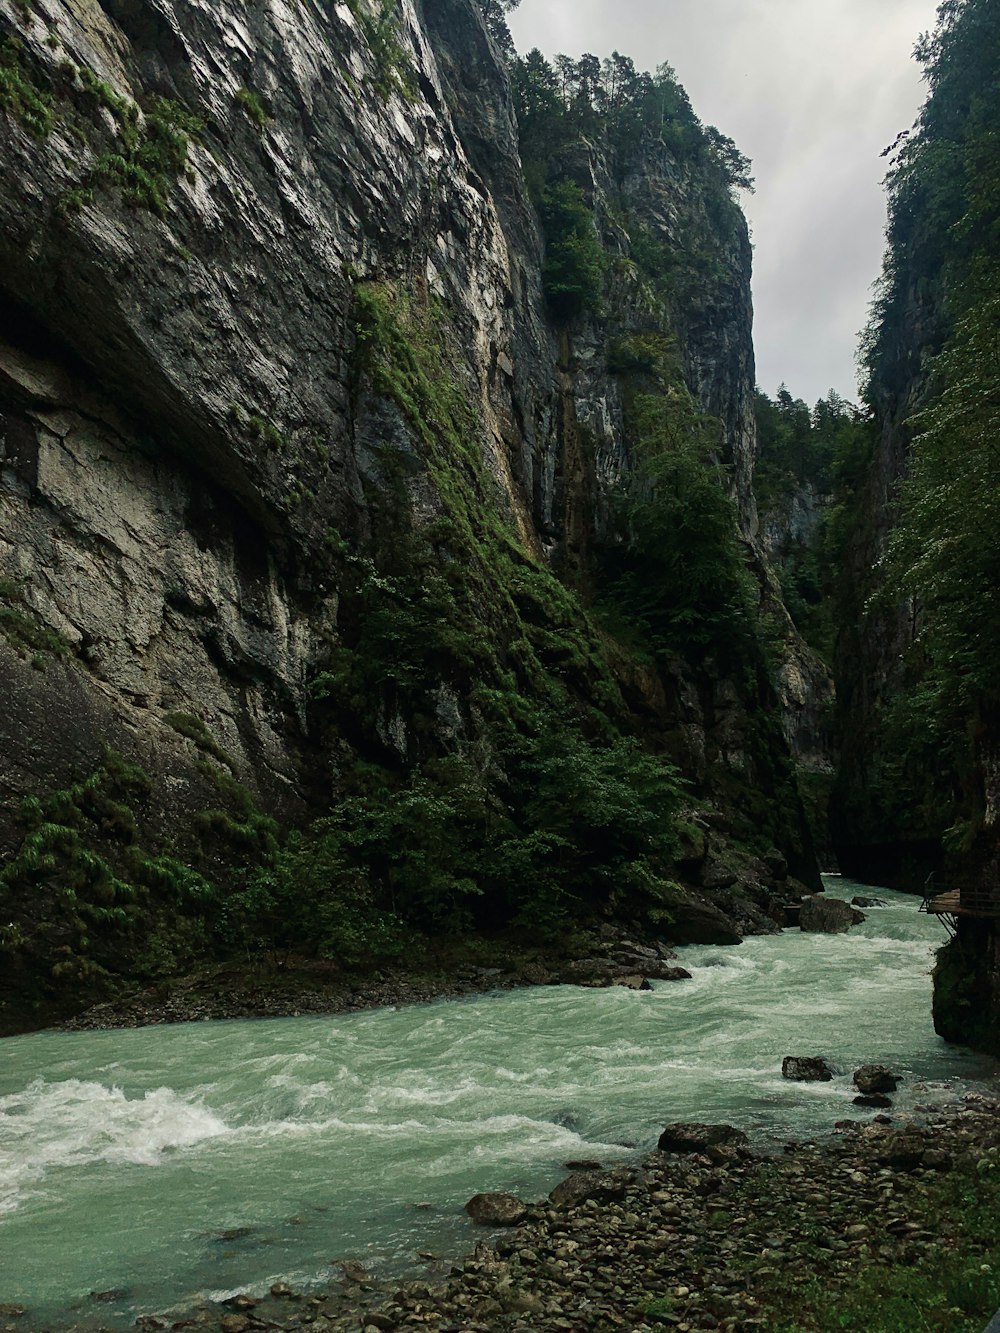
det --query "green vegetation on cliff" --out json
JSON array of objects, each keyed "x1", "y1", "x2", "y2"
[
  {"x1": 508, "y1": 47, "x2": 750, "y2": 324},
  {"x1": 307, "y1": 280, "x2": 689, "y2": 936},
  {"x1": 0, "y1": 3, "x2": 818, "y2": 1032},
  {"x1": 603, "y1": 385, "x2": 756, "y2": 672},
  {"x1": 754, "y1": 386, "x2": 870, "y2": 665},
  {"x1": 836, "y1": 0, "x2": 1000, "y2": 871},
  {"x1": 0, "y1": 280, "x2": 698, "y2": 1030}
]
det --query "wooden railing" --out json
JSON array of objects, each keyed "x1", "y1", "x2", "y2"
[
  {"x1": 922, "y1": 866, "x2": 1000, "y2": 919},
  {"x1": 957, "y1": 886, "x2": 1000, "y2": 917}
]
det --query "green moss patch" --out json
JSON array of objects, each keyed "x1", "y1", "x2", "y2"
[{"x1": 0, "y1": 36, "x2": 53, "y2": 137}]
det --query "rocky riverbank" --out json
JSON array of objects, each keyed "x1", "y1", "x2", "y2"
[
  {"x1": 14, "y1": 1094, "x2": 999, "y2": 1333},
  {"x1": 204, "y1": 1096, "x2": 1000, "y2": 1333},
  {"x1": 56, "y1": 926, "x2": 699, "y2": 1033},
  {"x1": 55, "y1": 888, "x2": 860, "y2": 1035}
]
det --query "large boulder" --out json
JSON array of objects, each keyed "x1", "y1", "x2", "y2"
[
  {"x1": 612, "y1": 975, "x2": 652, "y2": 991},
  {"x1": 876, "y1": 1131, "x2": 929, "y2": 1172},
  {"x1": 464, "y1": 1193, "x2": 529, "y2": 1226},
  {"x1": 562, "y1": 958, "x2": 617, "y2": 985},
  {"x1": 548, "y1": 1168, "x2": 633, "y2": 1210},
  {"x1": 668, "y1": 901, "x2": 743, "y2": 946},
  {"x1": 853, "y1": 1064, "x2": 901, "y2": 1095},
  {"x1": 646, "y1": 963, "x2": 693, "y2": 982},
  {"x1": 699, "y1": 859, "x2": 739, "y2": 891},
  {"x1": 782, "y1": 1056, "x2": 834, "y2": 1082},
  {"x1": 657, "y1": 1123, "x2": 749, "y2": 1154},
  {"x1": 799, "y1": 896, "x2": 866, "y2": 933}
]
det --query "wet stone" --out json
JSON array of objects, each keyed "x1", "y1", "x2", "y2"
[
  {"x1": 657, "y1": 1124, "x2": 750, "y2": 1154},
  {"x1": 465, "y1": 1193, "x2": 529, "y2": 1226},
  {"x1": 854, "y1": 1064, "x2": 901, "y2": 1095},
  {"x1": 782, "y1": 1056, "x2": 834, "y2": 1082}
]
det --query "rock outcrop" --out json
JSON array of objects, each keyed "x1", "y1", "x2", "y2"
[
  {"x1": 656, "y1": 1123, "x2": 749, "y2": 1155},
  {"x1": 853, "y1": 1065, "x2": 900, "y2": 1095}
]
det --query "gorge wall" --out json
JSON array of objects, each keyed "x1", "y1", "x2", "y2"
[
  {"x1": 0, "y1": 0, "x2": 817, "y2": 1031},
  {"x1": 830, "y1": 0, "x2": 1000, "y2": 1051}
]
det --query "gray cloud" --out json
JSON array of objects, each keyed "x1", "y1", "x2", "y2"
[{"x1": 507, "y1": 0, "x2": 939, "y2": 405}]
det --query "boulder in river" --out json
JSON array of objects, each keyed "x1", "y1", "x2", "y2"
[
  {"x1": 852, "y1": 895, "x2": 888, "y2": 908},
  {"x1": 657, "y1": 1123, "x2": 749, "y2": 1154},
  {"x1": 854, "y1": 1093, "x2": 893, "y2": 1109},
  {"x1": 668, "y1": 900, "x2": 743, "y2": 946},
  {"x1": 563, "y1": 958, "x2": 616, "y2": 985},
  {"x1": 854, "y1": 1064, "x2": 901, "y2": 1094},
  {"x1": 223, "y1": 1295, "x2": 258, "y2": 1311},
  {"x1": 646, "y1": 963, "x2": 693, "y2": 982},
  {"x1": 613, "y1": 974, "x2": 652, "y2": 991},
  {"x1": 782, "y1": 1056, "x2": 834, "y2": 1082},
  {"x1": 799, "y1": 896, "x2": 866, "y2": 933},
  {"x1": 465, "y1": 1192, "x2": 529, "y2": 1226}
]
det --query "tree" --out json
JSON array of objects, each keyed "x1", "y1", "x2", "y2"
[
  {"x1": 477, "y1": 0, "x2": 520, "y2": 61},
  {"x1": 510, "y1": 48, "x2": 562, "y2": 143},
  {"x1": 603, "y1": 390, "x2": 756, "y2": 667},
  {"x1": 539, "y1": 179, "x2": 607, "y2": 319},
  {"x1": 704, "y1": 126, "x2": 755, "y2": 193}
]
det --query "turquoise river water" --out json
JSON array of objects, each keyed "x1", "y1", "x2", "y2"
[{"x1": 0, "y1": 878, "x2": 995, "y2": 1327}]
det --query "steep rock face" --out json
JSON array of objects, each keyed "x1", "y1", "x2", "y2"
[
  {"x1": 619, "y1": 141, "x2": 759, "y2": 537},
  {"x1": 533, "y1": 129, "x2": 817, "y2": 881},
  {"x1": 830, "y1": 0, "x2": 1000, "y2": 1054},
  {"x1": 761, "y1": 481, "x2": 827, "y2": 559},
  {"x1": 0, "y1": 337, "x2": 310, "y2": 837},
  {"x1": 0, "y1": 0, "x2": 818, "y2": 1025},
  {"x1": 0, "y1": 0, "x2": 558, "y2": 831},
  {"x1": 831, "y1": 272, "x2": 946, "y2": 888},
  {"x1": 933, "y1": 920, "x2": 1000, "y2": 1057},
  {"x1": 759, "y1": 483, "x2": 834, "y2": 773},
  {"x1": 757, "y1": 480, "x2": 835, "y2": 857}
]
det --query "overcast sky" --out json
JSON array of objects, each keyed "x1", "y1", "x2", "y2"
[{"x1": 508, "y1": 0, "x2": 941, "y2": 406}]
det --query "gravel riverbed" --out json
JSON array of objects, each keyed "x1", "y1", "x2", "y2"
[{"x1": 22, "y1": 1094, "x2": 990, "y2": 1333}]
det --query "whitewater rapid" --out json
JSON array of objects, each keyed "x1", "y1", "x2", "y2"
[{"x1": 0, "y1": 879, "x2": 993, "y2": 1327}]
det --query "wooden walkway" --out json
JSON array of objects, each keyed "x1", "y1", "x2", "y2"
[{"x1": 923, "y1": 888, "x2": 1000, "y2": 919}]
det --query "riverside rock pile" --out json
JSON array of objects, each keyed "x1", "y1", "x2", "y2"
[
  {"x1": 119, "y1": 1096, "x2": 1000, "y2": 1333},
  {"x1": 60, "y1": 929, "x2": 692, "y2": 1031}
]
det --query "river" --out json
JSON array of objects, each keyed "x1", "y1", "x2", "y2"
[{"x1": 0, "y1": 877, "x2": 994, "y2": 1327}]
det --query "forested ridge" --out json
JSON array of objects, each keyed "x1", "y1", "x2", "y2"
[{"x1": 832, "y1": 0, "x2": 1000, "y2": 883}]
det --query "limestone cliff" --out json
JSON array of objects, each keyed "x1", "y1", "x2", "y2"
[{"x1": 0, "y1": 0, "x2": 817, "y2": 1027}]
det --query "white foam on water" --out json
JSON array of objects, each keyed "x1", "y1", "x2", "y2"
[
  {"x1": 0, "y1": 877, "x2": 993, "y2": 1325},
  {"x1": 0, "y1": 1078, "x2": 229, "y2": 1216}
]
